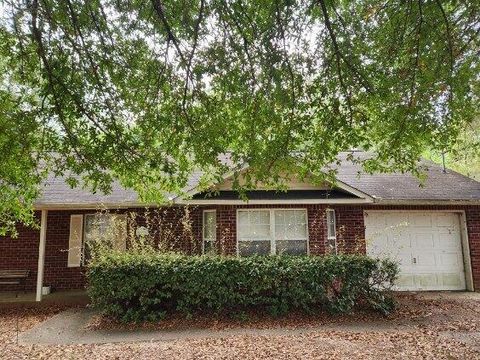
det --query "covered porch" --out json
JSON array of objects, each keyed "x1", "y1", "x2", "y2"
[{"x1": 1, "y1": 210, "x2": 85, "y2": 302}]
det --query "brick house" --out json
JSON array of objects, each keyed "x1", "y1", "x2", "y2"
[{"x1": 1, "y1": 151, "x2": 480, "y2": 300}]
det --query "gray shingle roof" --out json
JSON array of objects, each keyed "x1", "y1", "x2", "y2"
[
  {"x1": 34, "y1": 172, "x2": 140, "y2": 207},
  {"x1": 34, "y1": 151, "x2": 480, "y2": 207},
  {"x1": 333, "y1": 151, "x2": 480, "y2": 202}
]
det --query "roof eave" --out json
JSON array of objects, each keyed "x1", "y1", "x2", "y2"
[
  {"x1": 33, "y1": 201, "x2": 158, "y2": 210},
  {"x1": 372, "y1": 198, "x2": 480, "y2": 206},
  {"x1": 174, "y1": 198, "x2": 374, "y2": 205}
]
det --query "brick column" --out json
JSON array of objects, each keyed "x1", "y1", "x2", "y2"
[
  {"x1": 334, "y1": 206, "x2": 366, "y2": 254},
  {"x1": 308, "y1": 205, "x2": 327, "y2": 255},
  {"x1": 466, "y1": 208, "x2": 480, "y2": 290},
  {"x1": 217, "y1": 205, "x2": 236, "y2": 255}
]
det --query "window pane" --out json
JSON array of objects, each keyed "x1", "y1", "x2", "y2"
[
  {"x1": 276, "y1": 240, "x2": 307, "y2": 255},
  {"x1": 238, "y1": 211, "x2": 271, "y2": 240},
  {"x1": 275, "y1": 224, "x2": 286, "y2": 240},
  {"x1": 238, "y1": 211, "x2": 249, "y2": 227},
  {"x1": 84, "y1": 214, "x2": 127, "y2": 262},
  {"x1": 251, "y1": 210, "x2": 270, "y2": 225},
  {"x1": 252, "y1": 224, "x2": 270, "y2": 239},
  {"x1": 285, "y1": 224, "x2": 306, "y2": 239},
  {"x1": 274, "y1": 210, "x2": 307, "y2": 241},
  {"x1": 238, "y1": 240, "x2": 271, "y2": 256},
  {"x1": 327, "y1": 238, "x2": 337, "y2": 253},
  {"x1": 295, "y1": 210, "x2": 306, "y2": 224},
  {"x1": 204, "y1": 240, "x2": 214, "y2": 254},
  {"x1": 203, "y1": 211, "x2": 216, "y2": 241},
  {"x1": 328, "y1": 222, "x2": 335, "y2": 237},
  {"x1": 326, "y1": 210, "x2": 336, "y2": 239},
  {"x1": 84, "y1": 214, "x2": 110, "y2": 241}
]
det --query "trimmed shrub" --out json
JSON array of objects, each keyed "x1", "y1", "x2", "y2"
[{"x1": 87, "y1": 253, "x2": 398, "y2": 322}]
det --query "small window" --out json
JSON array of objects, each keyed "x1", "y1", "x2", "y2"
[
  {"x1": 326, "y1": 209, "x2": 337, "y2": 254},
  {"x1": 83, "y1": 213, "x2": 127, "y2": 264},
  {"x1": 202, "y1": 210, "x2": 216, "y2": 254}
]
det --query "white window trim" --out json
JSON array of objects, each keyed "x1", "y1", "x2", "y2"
[
  {"x1": 236, "y1": 208, "x2": 310, "y2": 256},
  {"x1": 326, "y1": 208, "x2": 337, "y2": 254},
  {"x1": 202, "y1": 210, "x2": 217, "y2": 254}
]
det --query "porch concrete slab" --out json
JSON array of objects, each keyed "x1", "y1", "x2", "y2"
[{"x1": 0, "y1": 290, "x2": 89, "y2": 306}]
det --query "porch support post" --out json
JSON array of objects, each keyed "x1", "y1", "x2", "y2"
[{"x1": 36, "y1": 210, "x2": 48, "y2": 302}]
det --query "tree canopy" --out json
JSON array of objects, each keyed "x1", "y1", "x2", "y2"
[{"x1": 0, "y1": 0, "x2": 479, "y2": 235}]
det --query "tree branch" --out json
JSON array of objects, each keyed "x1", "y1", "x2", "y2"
[
  {"x1": 318, "y1": 0, "x2": 354, "y2": 123},
  {"x1": 151, "y1": 0, "x2": 187, "y2": 65},
  {"x1": 317, "y1": 0, "x2": 374, "y2": 94}
]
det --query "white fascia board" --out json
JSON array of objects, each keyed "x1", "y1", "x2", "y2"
[
  {"x1": 177, "y1": 164, "x2": 249, "y2": 200},
  {"x1": 331, "y1": 179, "x2": 374, "y2": 201},
  {"x1": 371, "y1": 199, "x2": 480, "y2": 206}
]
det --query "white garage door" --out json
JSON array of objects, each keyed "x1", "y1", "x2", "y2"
[{"x1": 365, "y1": 211, "x2": 466, "y2": 291}]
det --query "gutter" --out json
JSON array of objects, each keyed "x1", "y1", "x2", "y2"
[{"x1": 370, "y1": 198, "x2": 480, "y2": 206}]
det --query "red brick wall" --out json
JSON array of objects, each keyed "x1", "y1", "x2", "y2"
[
  {"x1": 0, "y1": 207, "x2": 203, "y2": 291},
  {"x1": 465, "y1": 207, "x2": 480, "y2": 290},
  {"x1": 0, "y1": 212, "x2": 42, "y2": 291},
  {"x1": 1, "y1": 204, "x2": 479, "y2": 291},
  {"x1": 131, "y1": 206, "x2": 202, "y2": 253},
  {"x1": 307, "y1": 205, "x2": 327, "y2": 255},
  {"x1": 332, "y1": 206, "x2": 366, "y2": 254},
  {"x1": 43, "y1": 211, "x2": 86, "y2": 290},
  {"x1": 216, "y1": 206, "x2": 236, "y2": 255}
]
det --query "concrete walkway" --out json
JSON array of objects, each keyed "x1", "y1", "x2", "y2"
[
  {"x1": 18, "y1": 292, "x2": 480, "y2": 346},
  {"x1": 18, "y1": 307, "x2": 413, "y2": 346}
]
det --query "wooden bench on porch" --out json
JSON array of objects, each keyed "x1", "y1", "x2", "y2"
[{"x1": 0, "y1": 270, "x2": 30, "y2": 294}]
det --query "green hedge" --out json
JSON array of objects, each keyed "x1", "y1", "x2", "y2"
[{"x1": 87, "y1": 253, "x2": 398, "y2": 322}]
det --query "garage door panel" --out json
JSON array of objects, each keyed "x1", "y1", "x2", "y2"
[
  {"x1": 396, "y1": 274, "x2": 415, "y2": 287},
  {"x1": 412, "y1": 233, "x2": 435, "y2": 249},
  {"x1": 365, "y1": 211, "x2": 466, "y2": 291},
  {"x1": 437, "y1": 233, "x2": 460, "y2": 249},
  {"x1": 393, "y1": 233, "x2": 411, "y2": 250},
  {"x1": 396, "y1": 253, "x2": 414, "y2": 271},
  {"x1": 385, "y1": 213, "x2": 408, "y2": 226},
  {"x1": 442, "y1": 273, "x2": 464, "y2": 288},
  {"x1": 416, "y1": 252, "x2": 437, "y2": 267},
  {"x1": 438, "y1": 252, "x2": 463, "y2": 268},
  {"x1": 416, "y1": 274, "x2": 438, "y2": 288},
  {"x1": 435, "y1": 214, "x2": 458, "y2": 227},
  {"x1": 411, "y1": 214, "x2": 433, "y2": 227}
]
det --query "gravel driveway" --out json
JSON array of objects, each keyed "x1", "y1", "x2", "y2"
[{"x1": 1, "y1": 293, "x2": 479, "y2": 359}]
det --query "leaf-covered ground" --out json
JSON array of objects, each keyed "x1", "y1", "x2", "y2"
[{"x1": 1, "y1": 294, "x2": 479, "y2": 359}]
